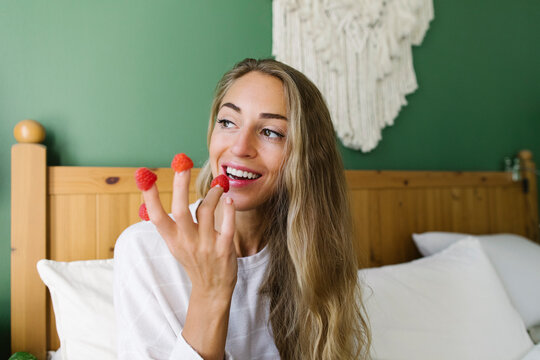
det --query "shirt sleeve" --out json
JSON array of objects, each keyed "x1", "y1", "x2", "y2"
[
  {"x1": 171, "y1": 333, "x2": 235, "y2": 360},
  {"x1": 113, "y1": 226, "x2": 204, "y2": 360},
  {"x1": 169, "y1": 334, "x2": 204, "y2": 360},
  {"x1": 113, "y1": 223, "x2": 235, "y2": 360}
]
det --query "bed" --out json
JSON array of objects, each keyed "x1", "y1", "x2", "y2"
[{"x1": 11, "y1": 120, "x2": 540, "y2": 360}]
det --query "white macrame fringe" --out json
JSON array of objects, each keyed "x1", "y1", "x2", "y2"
[{"x1": 272, "y1": 0, "x2": 434, "y2": 152}]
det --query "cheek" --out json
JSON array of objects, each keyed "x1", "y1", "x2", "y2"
[
  {"x1": 209, "y1": 155, "x2": 219, "y2": 177},
  {"x1": 268, "y1": 146, "x2": 287, "y2": 171},
  {"x1": 208, "y1": 134, "x2": 220, "y2": 176},
  {"x1": 208, "y1": 130, "x2": 232, "y2": 177}
]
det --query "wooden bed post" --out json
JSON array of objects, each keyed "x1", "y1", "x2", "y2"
[
  {"x1": 519, "y1": 150, "x2": 539, "y2": 243},
  {"x1": 11, "y1": 120, "x2": 47, "y2": 360}
]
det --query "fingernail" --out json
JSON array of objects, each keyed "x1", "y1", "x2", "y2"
[{"x1": 226, "y1": 197, "x2": 233, "y2": 205}]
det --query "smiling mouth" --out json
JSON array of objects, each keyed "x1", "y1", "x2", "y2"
[{"x1": 223, "y1": 166, "x2": 262, "y2": 181}]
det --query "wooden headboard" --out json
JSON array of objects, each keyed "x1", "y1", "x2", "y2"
[{"x1": 11, "y1": 120, "x2": 539, "y2": 359}]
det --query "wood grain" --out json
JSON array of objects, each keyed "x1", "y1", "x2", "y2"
[
  {"x1": 11, "y1": 144, "x2": 47, "y2": 360},
  {"x1": 48, "y1": 167, "x2": 200, "y2": 194},
  {"x1": 345, "y1": 169, "x2": 513, "y2": 189},
  {"x1": 50, "y1": 195, "x2": 97, "y2": 261},
  {"x1": 97, "y1": 194, "x2": 134, "y2": 259},
  {"x1": 349, "y1": 190, "x2": 380, "y2": 267}
]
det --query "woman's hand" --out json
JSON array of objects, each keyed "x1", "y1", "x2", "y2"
[
  {"x1": 141, "y1": 168, "x2": 237, "y2": 360},
  {"x1": 142, "y1": 168, "x2": 238, "y2": 300}
]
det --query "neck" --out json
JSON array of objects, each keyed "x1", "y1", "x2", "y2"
[{"x1": 212, "y1": 199, "x2": 266, "y2": 258}]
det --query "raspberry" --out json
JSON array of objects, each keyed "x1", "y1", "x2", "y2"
[
  {"x1": 171, "y1": 153, "x2": 194, "y2": 173},
  {"x1": 139, "y1": 203, "x2": 150, "y2": 221},
  {"x1": 135, "y1": 167, "x2": 157, "y2": 191},
  {"x1": 210, "y1": 174, "x2": 229, "y2": 193}
]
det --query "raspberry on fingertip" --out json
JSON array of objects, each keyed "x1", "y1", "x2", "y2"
[
  {"x1": 135, "y1": 168, "x2": 157, "y2": 191},
  {"x1": 139, "y1": 203, "x2": 150, "y2": 221},
  {"x1": 211, "y1": 174, "x2": 230, "y2": 193},
  {"x1": 171, "y1": 153, "x2": 194, "y2": 173}
]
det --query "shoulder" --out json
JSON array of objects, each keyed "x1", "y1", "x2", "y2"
[
  {"x1": 115, "y1": 219, "x2": 161, "y2": 249},
  {"x1": 113, "y1": 221, "x2": 167, "y2": 272}
]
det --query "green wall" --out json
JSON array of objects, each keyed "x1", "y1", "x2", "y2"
[{"x1": 1, "y1": 0, "x2": 539, "y2": 356}]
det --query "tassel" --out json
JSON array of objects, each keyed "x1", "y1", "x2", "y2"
[{"x1": 272, "y1": 0, "x2": 434, "y2": 152}]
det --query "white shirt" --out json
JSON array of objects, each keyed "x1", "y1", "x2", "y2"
[{"x1": 113, "y1": 200, "x2": 280, "y2": 359}]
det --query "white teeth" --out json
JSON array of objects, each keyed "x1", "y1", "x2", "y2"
[{"x1": 226, "y1": 166, "x2": 260, "y2": 180}]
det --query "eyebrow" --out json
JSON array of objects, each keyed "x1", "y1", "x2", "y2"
[{"x1": 220, "y1": 102, "x2": 288, "y2": 121}]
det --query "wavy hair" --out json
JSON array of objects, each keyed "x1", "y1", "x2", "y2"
[{"x1": 196, "y1": 58, "x2": 371, "y2": 359}]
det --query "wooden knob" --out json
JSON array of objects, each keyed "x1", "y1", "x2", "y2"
[
  {"x1": 518, "y1": 150, "x2": 533, "y2": 161},
  {"x1": 13, "y1": 119, "x2": 46, "y2": 143}
]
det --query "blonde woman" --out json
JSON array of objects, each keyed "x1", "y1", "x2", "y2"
[{"x1": 114, "y1": 58, "x2": 371, "y2": 359}]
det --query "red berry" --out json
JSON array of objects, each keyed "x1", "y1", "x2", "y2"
[
  {"x1": 135, "y1": 167, "x2": 157, "y2": 191},
  {"x1": 210, "y1": 174, "x2": 229, "y2": 193},
  {"x1": 171, "y1": 153, "x2": 194, "y2": 173},
  {"x1": 139, "y1": 203, "x2": 150, "y2": 221}
]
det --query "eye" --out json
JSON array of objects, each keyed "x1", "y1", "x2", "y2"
[
  {"x1": 217, "y1": 119, "x2": 235, "y2": 128},
  {"x1": 262, "y1": 128, "x2": 284, "y2": 139}
]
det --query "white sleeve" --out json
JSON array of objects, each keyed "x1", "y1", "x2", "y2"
[
  {"x1": 171, "y1": 334, "x2": 235, "y2": 360},
  {"x1": 113, "y1": 227, "x2": 202, "y2": 360},
  {"x1": 113, "y1": 225, "x2": 235, "y2": 360},
  {"x1": 168, "y1": 337, "x2": 204, "y2": 360}
]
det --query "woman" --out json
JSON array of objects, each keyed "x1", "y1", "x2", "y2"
[{"x1": 114, "y1": 58, "x2": 371, "y2": 359}]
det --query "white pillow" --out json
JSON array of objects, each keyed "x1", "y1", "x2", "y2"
[
  {"x1": 359, "y1": 237, "x2": 533, "y2": 360},
  {"x1": 413, "y1": 232, "x2": 540, "y2": 328},
  {"x1": 37, "y1": 259, "x2": 116, "y2": 360}
]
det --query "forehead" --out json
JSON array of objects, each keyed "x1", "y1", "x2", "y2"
[{"x1": 220, "y1": 71, "x2": 286, "y2": 113}]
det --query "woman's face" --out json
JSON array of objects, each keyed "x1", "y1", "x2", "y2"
[{"x1": 209, "y1": 71, "x2": 288, "y2": 211}]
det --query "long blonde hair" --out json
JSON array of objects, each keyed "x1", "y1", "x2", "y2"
[{"x1": 196, "y1": 58, "x2": 371, "y2": 359}]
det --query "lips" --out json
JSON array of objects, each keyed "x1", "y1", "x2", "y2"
[{"x1": 221, "y1": 164, "x2": 262, "y2": 187}]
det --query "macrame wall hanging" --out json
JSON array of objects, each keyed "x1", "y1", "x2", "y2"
[{"x1": 272, "y1": 0, "x2": 434, "y2": 152}]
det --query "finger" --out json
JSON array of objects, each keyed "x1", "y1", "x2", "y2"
[
  {"x1": 197, "y1": 185, "x2": 225, "y2": 245},
  {"x1": 171, "y1": 169, "x2": 196, "y2": 234},
  {"x1": 143, "y1": 183, "x2": 176, "y2": 238},
  {"x1": 217, "y1": 196, "x2": 235, "y2": 253}
]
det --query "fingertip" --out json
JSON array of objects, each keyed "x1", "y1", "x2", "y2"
[
  {"x1": 208, "y1": 183, "x2": 225, "y2": 195},
  {"x1": 223, "y1": 197, "x2": 235, "y2": 220},
  {"x1": 174, "y1": 168, "x2": 191, "y2": 183},
  {"x1": 141, "y1": 183, "x2": 150, "y2": 196},
  {"x1": 220, "y1": 197, "x2": 235, "y2": 240},
  {"x1": 181, "y1": 167, "x2": 191, "y2": 175},
  {"x1": 143, "y1": 181, "x2": 157, "y2": 192}
]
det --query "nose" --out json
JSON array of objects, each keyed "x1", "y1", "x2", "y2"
[{"x1": 231, "y1": 127, "x2": 257, "y2": 158}]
